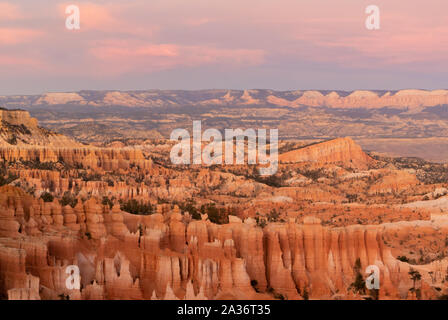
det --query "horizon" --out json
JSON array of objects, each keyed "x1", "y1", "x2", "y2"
[{"x1": 3, "y1": 87, "x2": 448, "y2": 97}]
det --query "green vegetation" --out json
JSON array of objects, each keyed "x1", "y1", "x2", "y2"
[
  {"x1": 177, "y1": 200, "x2": 201, "y2": 220},
  {"x1": 408, "y1": 268, "x2": 422, "y2": 299},
  {"x1": 120, "y1": 199, "x2": 153, "y2": 215},
  {"x1": 253, "y1": 174, "x2": 283, "y2": 187},
  {"x1": 6, "y1": 135, "x2": 17, "y2": 145},
  {"x1": 21, "y1": 160, "x2": 59, "y2": 170},
  {"x1": 267, "y1": 287, "x2": 285, "y2": 300},
  {"x1": 372, "y1": 155, "x2": 448, "y2": 184},
  {"x1": 102, "y1": 196, "x2": 114, "y2": 209},
  {"x1": 255, "y1": 216, "x2": 267, "y2": 228},
  {"x1": 60, "y1": 191, "x2": 78, "y2": 208},
  {"x1": 302, "y1": 288, "x2": 309, "y2": 300},
  {"x1": 0, "y1": 162, "x2": 18, "y2": 186},
  {"x1": 0, "y1": 173, "x2": 18, "y2": 186},
  {"x1": 349, "y1": 258, "x2": 366, "y2": 295},
  {"x1": 250, "y1": 280, "x2": 259, "y2": 293},
  {"x1": 80, "y1": 172, "x2": 102, "y2": 182},
  {"x1": 267, "y1": 209, "x2": 279, "y2": 222},
  {"x1": 40, "y1": 192, "x2": 54, "y2": 202},
  {"x1": 397, "y1": 255, "x2": 410, "y2": 263},
  {"x1": 200, "y1": 203, "x2": 229, "y2": 225},
  {"x1": 298, "y1": 168, "x2": 325, "y2": 181}
]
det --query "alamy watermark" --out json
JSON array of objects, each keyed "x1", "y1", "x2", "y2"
[
  {"x1": 366, "y1": 265, "x2": 380, "y2": 290},
  {"x1": 65, "y1": 265, "x2": 80, "y2": 290},
  {"x1": 64, "y1": 4, "x2": 378, "y2": 32},
  {"x1": 170, "y1": 121, "x2": 278, "y2": 176},
  {"x1": 365, "y1": 5, "x2": 380, "y2": 30},
  {"x1": 65, "y1": 4, "x2": 80, "y2": 30}
]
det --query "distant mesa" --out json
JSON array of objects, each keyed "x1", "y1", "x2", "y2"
[
  {"x1": 1, "y1": 89, "x2": 448, "y2": 109},
  {"x1": 36, "y1": 92, "x2": 84, "y2": 105}
]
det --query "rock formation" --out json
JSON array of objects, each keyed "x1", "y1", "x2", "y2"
[
  {"x1": 0, "y1": 110, "x2": 446, "y2": 301},
  {"x1": 0, "y1": 109, "x2": 79, "y2": 147},
  {"x1": 279, "y1": 137, "x2": 375, "y2": 169},
  {"x1": 0, "y1": 186, "x2": 446, "y2": 300}
]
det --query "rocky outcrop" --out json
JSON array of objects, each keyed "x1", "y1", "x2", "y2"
[
  {"x1": 0, "y1": 146, "x2": 152, "y2": 172},
  {"x1": 0, "y1": 109, "x2": 79, "y2": 147},
  {"x1": 0, "y1": 110, "x2": 38, "y2": 128},
  {"x1": 368, "y1": 170, "x2": 419, "y2": 195},
  {"x1": 279, "y1": 137, "x2": 375, "y2": 169}
]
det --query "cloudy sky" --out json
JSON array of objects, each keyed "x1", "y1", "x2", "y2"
[{"x1": 0, "y1": 0, "x2": 447, "y2": 94}]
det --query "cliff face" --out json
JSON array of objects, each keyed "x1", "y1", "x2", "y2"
[
  {"x1": 0, "y1": 146, "x2": 152, "y2": 172},
  {"x1": 0, "y1": 187, "x2": 444, "y2": 300},
  {"x1": 0, "y1": 109, "x2": 151, "y2": 173},
  {"x1": 0, "y1": 110, "x2": 38, "y2": 127},
  {"x1": 279, "y1": 138, "x2": 375, "y2": 169}
]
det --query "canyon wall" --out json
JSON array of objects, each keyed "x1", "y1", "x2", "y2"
[{"x1": 0, "y1": 146, "x2": 152, "y2": 172}]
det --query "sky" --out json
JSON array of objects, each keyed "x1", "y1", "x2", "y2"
[{"x1": 0, "y1": 0, "x2": 447, "y2": 95}]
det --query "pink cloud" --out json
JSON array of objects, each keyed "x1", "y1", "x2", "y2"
[
  {"x1": 88, "y1": 40, "x2": 265, "y2": 75},
  {"x1": 301, "y1": 25, "x2": 448, "y2": 69},
  {"x1": 58, "y1": 2, "x2": 158, "y2": 37},
  {"x1": 181, "y1": 46, "x2": 265, "y2": 67},
  {"x1": 288, "y1": 5, "x2": 448, "y2": 71},
  {"x1": 63, "y1": 2, "x2": 115, "y2": 31},
  {"x1": 91, "y1": 41, "x2": 179, "y2": 59},
  {"x1": 0, "y1": 2, "x2": 22, "y2": 20},
  {"x1": 184, "y1": 18, "x2": 214, "y2": 27},
  {"x1": 0, "y1": 28, "x2": 43, "y2": 45},
  {"x1": 0, "y1": 0, "x2": 447, "y2": 89},
  {"x1": 0, "y1": 54, "x2": 44, "y2": 69}
]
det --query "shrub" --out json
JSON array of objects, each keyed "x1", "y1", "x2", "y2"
[
  {"x1": 300, "y1": 168, "x2": 325, "y2": 181},
  {"x1": 40, "y1": 192, "x2": 54, "y2": 202},
  {"x1": 255, "y1": 216, "x2": 267, "y2": 228},
  {"x1": 178, "y1": 200, "x2": 202, "y2": 220},
  {"x1": 349, "y1": 258, "x2": 366, "y2": 295},
  {"x1": 0, "y1": 173, "x2": 18, "y2": 186},
  {"x1": 273, "y1": 292, "x2": 285, "y2": 300},
  {"x1": 120, "y1": 199, "x2": 153, "y2": 215},
  {"x1": 302, "y1": 288, "x2": 309, "y2": 300},
  {"x1": 60, "y1": 192, "x2": 78, "y2": 208},
  {"x1": 268, "y1": 209, "x2": 279, "y2": 222},
  {"x1": 255, "y1": 175, "x2": 283, "y2": 187},
  {"x1": 201, "y1": 203, "x2": 228, "y2": 224},
  {"x1": 250, "y1": 280, "x2": 259, "y2": 293},
  {"x1": 80, "y1": 173, "x2": 102, "y2": 182},
  {"x1": 102, "y1": 196, "x2": 114, "y2": 209},
  {"x1": 6, "y1": 135, "x2": 17, "y2": 145},
  {"x1": 408, "y1": 268, "x2": 422, "y2": 298}
]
